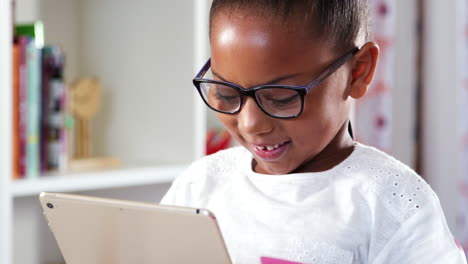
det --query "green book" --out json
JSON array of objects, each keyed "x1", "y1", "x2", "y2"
[{"x1": 15, "y1": 21, "x2": 44, "y2": 48}]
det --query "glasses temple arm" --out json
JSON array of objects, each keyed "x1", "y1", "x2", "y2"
[
  {"x1": 306, "y1": 48, "x2": 359, "y2": 89},
  {"x1": 195, "y1": 58, "x2": 212, "y2": 79}
]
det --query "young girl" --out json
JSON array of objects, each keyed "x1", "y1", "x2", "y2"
[{"x1": 162, "y1": 1, "x2": 466, "y2": 263}]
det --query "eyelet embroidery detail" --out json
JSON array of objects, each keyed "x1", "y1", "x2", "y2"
[
  {"x1": 284, "y1": 238, "x2": 354, "y2": 264},
  {"x1": 353, "y1": 149, "x2": 434, "y2": 222}
]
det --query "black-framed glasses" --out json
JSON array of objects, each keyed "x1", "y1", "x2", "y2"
[{"x1": 193, "y1": 47, "x2": 359, "y2": 119}]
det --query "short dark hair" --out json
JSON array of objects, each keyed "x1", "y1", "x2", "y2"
[{"x1": 209, "y1": 0, "x2": 371, "y2": 52}]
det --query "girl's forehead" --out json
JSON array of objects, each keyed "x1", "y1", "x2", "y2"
[
  {"x1": 210, "y1": 12, "x2": 334, "y2": 63},
  {"x1": 211, "y1": 10, "x2": 313, "y2": 42},
  {"x1": 209, "y1": 13, "x2": 336, "y2": 88},
  {"x1": 211, "y1": 13, "x2": 319, "y2": 52}
]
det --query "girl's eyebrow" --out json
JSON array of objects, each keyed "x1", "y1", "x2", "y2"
[{"x1": 211, "y1": 70, "x2": 303, "y2": 86}]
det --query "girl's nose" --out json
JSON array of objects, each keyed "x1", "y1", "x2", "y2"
[{"x1": 237, "y1": 97, "x2": 274, "y2": 136}]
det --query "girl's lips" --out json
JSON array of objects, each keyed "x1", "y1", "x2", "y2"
[{"x1": 251, "y1": 141, "x2": 290, "y2": 160}]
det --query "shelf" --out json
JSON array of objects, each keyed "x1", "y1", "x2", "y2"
[{"x1": 11, "y1": 165, "x2": 186, "y2": 197}]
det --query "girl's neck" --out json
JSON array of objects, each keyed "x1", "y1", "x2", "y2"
[{"x1": 292, "y1": 120, "x2": 355, "y2": 173}]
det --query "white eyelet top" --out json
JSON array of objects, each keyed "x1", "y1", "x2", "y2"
[{"x1": 161, "y1": 143, "x2": 466, "y2": 264}]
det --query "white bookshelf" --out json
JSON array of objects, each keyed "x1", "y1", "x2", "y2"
[
  {"x1": 11, "y1": 166, "x2": 186, "y2": 197},
  {"x1": 0, "y1": 0, "x2": 14, "y2": 263},
  {"x1": 0, "y1": 0, "x2": 211, "y2": 263}
]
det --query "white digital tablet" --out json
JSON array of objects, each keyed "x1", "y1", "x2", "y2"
[{"x1": 39, "y1": 192, "x2": 232, "y2": 264}]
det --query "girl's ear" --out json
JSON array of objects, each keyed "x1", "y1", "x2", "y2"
[{"x1": 348, "y1": 42, "x2": 380, "y2": 99}]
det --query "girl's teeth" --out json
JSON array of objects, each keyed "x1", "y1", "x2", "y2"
[{"x1": 257, "y1": 143, "x2": 283, "y2": 151}]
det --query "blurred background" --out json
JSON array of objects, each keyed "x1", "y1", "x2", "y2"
[{"x1": 0, "y1": 0, "x2": 467, "y2": 263}]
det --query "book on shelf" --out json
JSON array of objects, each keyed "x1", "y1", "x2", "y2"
[
  {"x1": 15, "y1": 21, "x2": 44, "y2": 48},
  {"x1": 12, "y1": 42, "x2": 20, "y2": 180},
  {"x1": 12, "y1": 22, "x2": 69, "y2": 180},
  {"x1": 16, "y1": 36, "x2": 30, "y2": 179},
  {"x1": 25, "y1": 33, "x2": 42, "y2": 179},
  {"x1": 41, "y1": 46, "x2": 68, "y2": 172}
]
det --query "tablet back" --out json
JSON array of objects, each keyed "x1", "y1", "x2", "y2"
[{"x1": 39, "y1": 192, "x2": 232, "y2": 264}]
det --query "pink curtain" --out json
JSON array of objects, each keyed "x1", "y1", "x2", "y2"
[{"x1": 354, "y1": 0, "x2": 396, "y2": 154}]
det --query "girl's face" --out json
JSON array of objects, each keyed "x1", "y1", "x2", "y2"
[{"x1": 210, "y1": 11, "x2": 356, "y2": 175}]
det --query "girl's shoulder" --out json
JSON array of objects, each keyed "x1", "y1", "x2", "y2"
[
  {"x1": 351, "y1": 142, "x2": 437, "y2": 222},
  {"x1": 351, "y1": 142, "x2": 420, "y2": 179}
]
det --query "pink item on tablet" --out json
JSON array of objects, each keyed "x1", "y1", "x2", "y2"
[{"x1": 260, "y1": 256, "x2": 306, "y2": 264}]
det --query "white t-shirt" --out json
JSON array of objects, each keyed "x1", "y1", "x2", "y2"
[{"x1": 161, "y1": 143, "x2": 467, "y2": 264}]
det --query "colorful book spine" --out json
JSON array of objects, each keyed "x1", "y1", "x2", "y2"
[
  {"x1": 16, "y1": 22, "x2": 45, "y2": 178},
  {"x1": 40, "y1": 47, "x2": 51, "y2": 172},
  {"x1": 14, "y1": 21, "x2": 72, "y2": 177},
  {"x1": 26, "y1": 39, "x2": 42, "y2": 179},
  {"x1": 41, "y1": 45, "x2": 67, "y2": 172},
  {"x1": 12, "y1": 42, "x2": 20, "y2": 180},
  {"x1": 17, "y1": 36, "x2": 29, "y2": 178}
]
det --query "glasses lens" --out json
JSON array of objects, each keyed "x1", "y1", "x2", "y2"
[
  {"x1": 199, "y1": 82, "x2": 241, "y2": 113},
  {"x1": 256, "y1": 88, "x2": 302, "y2": 118}
]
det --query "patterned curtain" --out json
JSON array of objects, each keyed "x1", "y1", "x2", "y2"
[
  {"x1": 456, "y1": 0, "x2": 468, "y2": 254},
  {"x1": 354, "y1": 0, "x2": 396, "y2": 154}
]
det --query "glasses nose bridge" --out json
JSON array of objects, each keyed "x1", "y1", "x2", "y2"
[{"x1": 237, "y1": 87, "x2": 263, "y2": 113}]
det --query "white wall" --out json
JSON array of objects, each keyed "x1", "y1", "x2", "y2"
[
  {"x1": 39, "y1": 0, "x2": 82, "y2": 83},
  {"x1": 81, "y1": 0, "x2": 195, "y2": 165},
  {"x1": 15, "y1": 0, "x2": 39, "y2": 22}
]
